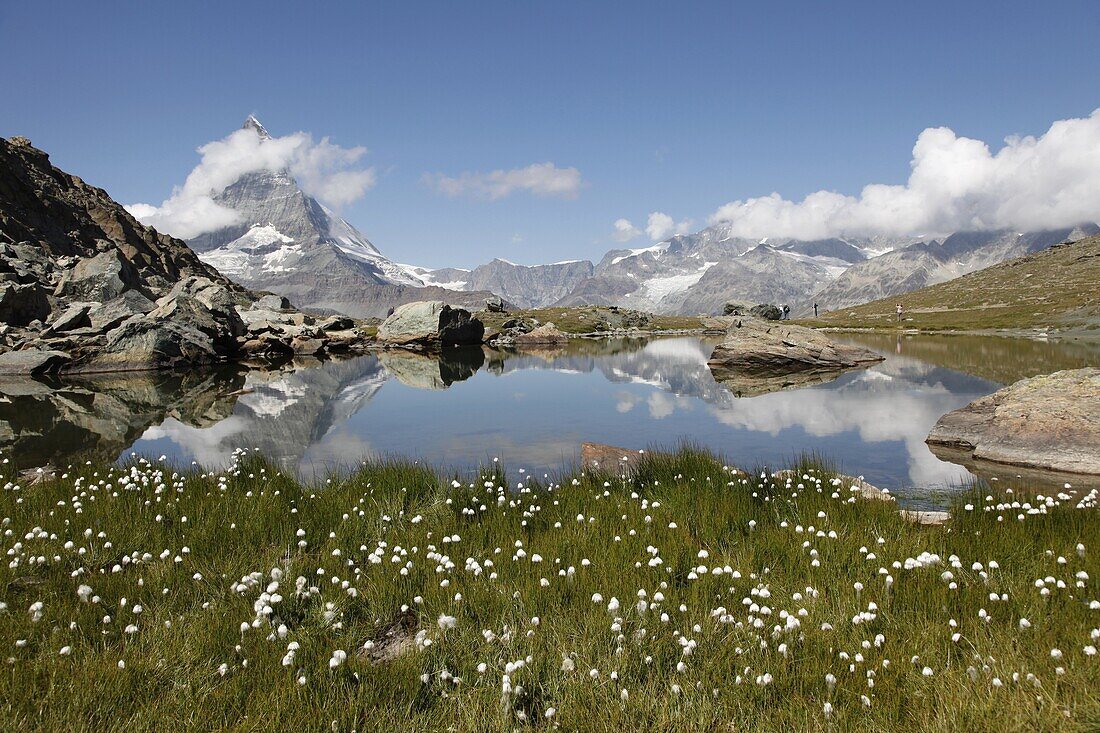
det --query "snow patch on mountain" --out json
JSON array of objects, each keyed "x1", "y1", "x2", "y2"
[
  {"x1": 611, "y1": 242, "x2": 670, "y2": 265},
  {"x1": 199, "y1": 224, "x2": 303, "y2": 277},
  {"x1": 640, "y1": 262, "x2": 717, "y2": 304},
  {"x1": 772, "y1": 248, "x2": 851, "y2": 279},
  {"x1": 397, "y1": 264, "x2": 470, "y2": 291}
]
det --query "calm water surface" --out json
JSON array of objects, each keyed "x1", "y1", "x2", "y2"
[{"x1": 1, "y1": 334, "x2": 1096, "y2": 502}]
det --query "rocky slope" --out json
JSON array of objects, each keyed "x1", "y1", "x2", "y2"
[
  {"x1": 459, "y1": 259, "x2": 594, "y2": 309},
  {"x1": 0, "y1": 134, "x2": 372, "y2": 373}
]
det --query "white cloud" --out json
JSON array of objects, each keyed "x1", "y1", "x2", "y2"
[
  {"x1": 708, "y1": 109, "x2": 1100, "y2": 239},
  {"x1": 611, "y1": 218, "x2": 642, "y2": 242},
  {"x1": 425, "y1": 162, "x2": 584, "y2": 200},
  {"x1": 127, "y1": 120, "x2": 377, "y2": 239},
  {"x1": 645, "y1": 211, "x2": 693, "y2": 241}
]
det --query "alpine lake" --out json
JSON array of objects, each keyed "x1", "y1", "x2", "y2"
[{"x1": 2, "y1": 332, "x2": 1097, "y2": 508}]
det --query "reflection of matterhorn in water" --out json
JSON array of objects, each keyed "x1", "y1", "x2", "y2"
[{"x1": 137, "y1": 356, "x2": 391, "y2": 473}]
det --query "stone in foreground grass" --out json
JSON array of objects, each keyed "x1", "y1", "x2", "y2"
[{"x1": 0, "y1": 450, "x2": 1097, "y2": 732}]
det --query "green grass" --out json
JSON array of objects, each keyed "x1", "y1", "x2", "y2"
[
  {"x1": 0, "y1": 449, "x2": 1098, "y2": 731},
  {"x1": 478, "y1": 306, "x2": 708, "y2": 335},
  {"x1": 799, "y1": 235, "x2": 1100, "y2": 333}
]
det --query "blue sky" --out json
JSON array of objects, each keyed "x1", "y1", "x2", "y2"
[{"x1": 2, "y1": 0, "x2": 1098, "y2": 267}]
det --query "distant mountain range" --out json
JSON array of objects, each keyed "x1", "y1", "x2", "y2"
[
  {"x1": 426, "y1": 222, "x2": 1098, "y2": 317},
  {"x1": 177, "y1": 118, "x2": 1098, "y2": 319}
]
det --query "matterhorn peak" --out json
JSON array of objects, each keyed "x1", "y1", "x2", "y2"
[{"x1": 242, "y1": 114, "x2": 272, "y2": 140}]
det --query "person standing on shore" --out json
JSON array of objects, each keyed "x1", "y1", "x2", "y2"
[{"x1": 896, "y1": 303, "x2": 903, "y2": 322}]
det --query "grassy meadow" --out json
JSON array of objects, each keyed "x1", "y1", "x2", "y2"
[
  {"x1": 478, "y1": 306, "x2": 708, "y2": 335},
  {"x1": 0, "y1": 449, "x2": 1098, "y2": 732}
]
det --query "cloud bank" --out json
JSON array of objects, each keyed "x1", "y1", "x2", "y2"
[
  {"x1": 612, "y1": 212, "x2": 693, "y2": 243},
  {"x1": 425, "y1": 162, "x2": 584, "y2": 200},
  {"x1": 707, "y1": 109, "x2": 1100, "y2": 240},
  {"x1": 128, "y1": 122, "x2": 376, "y2": 239}
]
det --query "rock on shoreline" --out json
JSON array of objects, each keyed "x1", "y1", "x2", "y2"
[
  {"x1": 706, "y1": 317, "x2": 884, "y2": 393},
  {"x1": 377, "y1": 301, "x2": 485, "y2": 348},
  {"x1": 927, "y1": 368, "x2": 1100, "y2": 476}
]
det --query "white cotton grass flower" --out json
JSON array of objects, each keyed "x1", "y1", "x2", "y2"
[{"x1": 438, "y1": 614, "x2": 457, "y2": 631}]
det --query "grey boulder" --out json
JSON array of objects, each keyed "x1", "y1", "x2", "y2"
[
  {"x1": 749, "y1": 303, "x2": 783, "y2": 321},
  {"x1": 55, "y1": 249, "x2": 139, "y2": 302},
  {"x1": 378, "y1": 301, "x2": 485, "y2": 347},
  {"x1": 0, "y1": 282, "x2": 51, "y2": 326},
  {"x1": 89, "y1": 291, "x2": 156, "y2": 333},
  {"x1": 45, "y1": 303, "x2": 94, "y2": 334}
]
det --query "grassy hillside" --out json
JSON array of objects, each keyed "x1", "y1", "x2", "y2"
[
  {"x1": 1, "y1": 450, "x2": 1098, "y2": 731},
  {"x1": 801, "y1": 235, "x2": 1100, "y2": 333},
  {"x1": 479, "y1": 306, "x2": 707, "y2": 335}
]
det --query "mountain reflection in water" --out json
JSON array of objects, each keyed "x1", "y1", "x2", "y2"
[{"x1": 0, "y1": 334, "x2": 1095, "y2": 498}]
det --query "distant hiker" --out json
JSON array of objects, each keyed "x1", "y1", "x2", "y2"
[
  {"x1": 896, "y1": 303, "x2": 903, "y2": 322},
  {"x1": 387, "y1": 306, "x2": 395, "y2": 317},
  {"x1": 813, "y1": 302, "x2": 818, "y2": 318},
  {"x1": 783, "y1": 304, "x2": 790, "y2": 320}
]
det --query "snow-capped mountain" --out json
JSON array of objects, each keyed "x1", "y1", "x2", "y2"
[
  {"x1": 395, "y1": 259, "x2": 596, "y2": 309},
  {"x1": 549, "y1": 222, "x2": 922, "y2": 314},
  {"x1": 188, "y1": 117, "x2": 497, "y2": 318}
]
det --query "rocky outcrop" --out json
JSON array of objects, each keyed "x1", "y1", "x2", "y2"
[
  {"x1": 0, "y1": 135, "x2": 374, "y2": 373},
  {"x1": 512, "y1": 323, "x2": 569, "y2": 345},
  {"x1": 707, "y1": 318, "x2": 883, "y2": 393},
  {"x1": 0, "y1": 349, "x2": 70, "y2": 375},
  {"x1": 377, "y1": 301, "x2": 485, "y2": 348},
  {"x1": 927, "y1": 368, "x2": 1100, "y2": 475},
  {"x1": 749, "y1": 304, "x2": 783, "y2": 321}
]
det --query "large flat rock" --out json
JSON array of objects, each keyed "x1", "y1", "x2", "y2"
[
  {"x1": 706, "y1": 318, "x2": 884, "y2": 389},
  {"x1": 0, "y1": 349, "x2": 71, "y2": 375},
  {"x1": 927, "y1": 368, "x2": 1100, "y2": 475}
]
